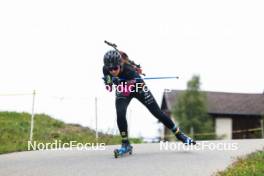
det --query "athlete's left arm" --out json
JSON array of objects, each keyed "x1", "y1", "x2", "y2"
[{"x1": 123, "y1": 64, "x2": 144, "y2": 84}]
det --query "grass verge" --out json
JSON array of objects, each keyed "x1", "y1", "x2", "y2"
[
  {"x1": 216, "y1": 150, "x2": 264, "y2": 176},
  {"x1": 0, "y1": 111, "x2": 142, "y2": 154}
]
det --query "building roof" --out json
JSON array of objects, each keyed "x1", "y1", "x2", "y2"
[{"x1": 162, "y1": 90, "x2": 264, "y2": 116}]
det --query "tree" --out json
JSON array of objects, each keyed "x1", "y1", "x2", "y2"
[{"x1": 172, "y1": 75, "x2": 213, "y2": 139}]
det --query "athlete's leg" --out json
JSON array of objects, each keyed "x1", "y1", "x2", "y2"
[
  {"x1": 134, "y1": 88, "x2": 196, "y2": 144},
  {"x1": 115, "y1": 93, "x2": 132, "y2": 144},
  {"x1": 134, "y1": 89, "x2": 175, "y2": 130}
]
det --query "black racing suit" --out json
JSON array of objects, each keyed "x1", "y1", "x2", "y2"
[{"x1": 103, "y1": 63, "x2": 176, "y2": 143}]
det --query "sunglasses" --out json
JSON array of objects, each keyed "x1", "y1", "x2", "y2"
[{"x1": 108, "y1": 66, "x2": 119, "y2": 71}]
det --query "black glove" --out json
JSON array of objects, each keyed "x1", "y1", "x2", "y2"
[{"x1": 103, "y1": 75, "x2": 112, "y2": 85}]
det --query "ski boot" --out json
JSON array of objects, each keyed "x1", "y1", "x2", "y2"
[
  {"x1": 175, "y1": 128, "x2": 196, "y2": 145},
  {"x1": 114, "y1": 142, "x2": 133, "y2": 158}
]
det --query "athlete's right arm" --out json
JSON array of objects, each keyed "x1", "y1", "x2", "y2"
[{"x1": 102, "y1": 66, "x2": 113, "y2": 92}]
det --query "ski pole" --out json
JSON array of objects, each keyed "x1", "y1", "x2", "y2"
[
  {"x1": 102, "y1": 76, "x2": 179, "y2": 81},
  {"x1": 121, "y1": 76, "x2": 179, "y2": 81}
]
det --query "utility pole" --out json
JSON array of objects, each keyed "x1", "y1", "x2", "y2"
[
  {"x1": 95, "y1": 97, "x2": 98, "y2": 140},
  {"x1": 29, "y1": 90, "x2": 36, "y2": 141}
]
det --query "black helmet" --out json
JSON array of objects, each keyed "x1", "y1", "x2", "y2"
[{"x1": 103, "y1": 50, "x2": 121, "y2": 68}]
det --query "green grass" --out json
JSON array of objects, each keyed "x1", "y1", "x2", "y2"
[
  {"x1": 0, "y1": 111, "x2": 142, "y2": 154},
  {"x1": 216, "y1": 150, "x2": 264, "y2": 176}
]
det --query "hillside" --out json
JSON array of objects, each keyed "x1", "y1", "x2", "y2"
[{"x1": 0, "y1": 111, "x2": 141, "y2": 154}]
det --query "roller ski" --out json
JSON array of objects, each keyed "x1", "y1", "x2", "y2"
[
  {"x1": 114, "y1": 143, "x2": 133, "y2": 158},
  {"x1": 175, "y1": 128, "x2": 196, "y2": 145}
]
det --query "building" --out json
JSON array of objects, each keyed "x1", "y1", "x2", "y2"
[{"x1": 161, "y1": 90, "x2": 264, "y2": 140}]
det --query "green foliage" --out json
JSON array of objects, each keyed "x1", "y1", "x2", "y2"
[
  {"x1": 216, "y1": 150, "x2": 264, "y2": 176},
  {"x1": 0, "y1": 111, "x2": 142, "y2": 154},
  {"x1": 172, "y1": 75, "x2": 214, "y2": 140}
]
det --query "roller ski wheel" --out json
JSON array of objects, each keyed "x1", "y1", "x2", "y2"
[{"x1": 114, "y1": 144, "x2": 133, "y2": 158}]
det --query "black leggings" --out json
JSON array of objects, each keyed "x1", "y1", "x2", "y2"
[{"x1": 115, "y1": 88, "x2": 175, "y2": 138}]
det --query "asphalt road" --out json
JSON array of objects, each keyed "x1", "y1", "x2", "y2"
[{"x1": 0, "y1": 139, "x2": 263, "y2": 176}]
